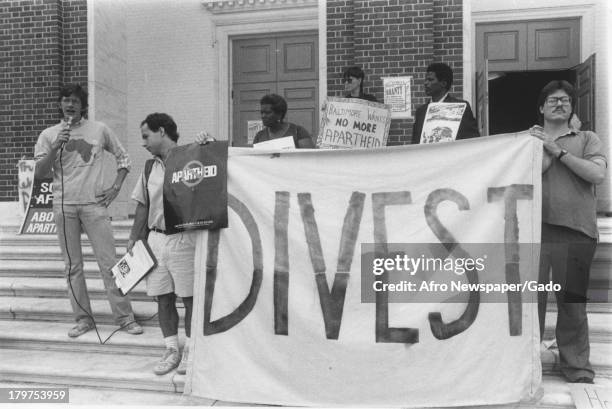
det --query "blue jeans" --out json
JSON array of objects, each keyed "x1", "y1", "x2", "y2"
[{"x1": 53, "y1": 204, "x2": 135, "y2": 325}]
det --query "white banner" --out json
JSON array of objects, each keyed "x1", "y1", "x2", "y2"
[
  {"x1": 317, "y1": 97, "x2": 391, "y2": 149},
  {"x1": 186, "y1": 133, "x2": 543, "y2": 407}
]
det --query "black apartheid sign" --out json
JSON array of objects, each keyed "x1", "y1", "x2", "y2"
[{"x1": 202, "y1": 184, "x2": 533, "y2": 343}]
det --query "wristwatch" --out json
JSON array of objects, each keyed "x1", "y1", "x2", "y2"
[{"x1": 558, "y1": 149, "x2": 568, "y2": 160}]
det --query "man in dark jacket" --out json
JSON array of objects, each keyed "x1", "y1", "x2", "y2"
[{"x1": 411, "y1": 63, "x2": 479, "y2": 144}]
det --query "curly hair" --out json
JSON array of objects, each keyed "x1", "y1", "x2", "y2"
[{"x1": 141, "y1": 113, "x2": 180, "y2": 142}]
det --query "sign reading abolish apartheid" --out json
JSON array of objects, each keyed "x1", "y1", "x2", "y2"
[
  {"x1": 185, "y1": 134, "x2": 543, "y2": 407},
  {"x1": 18, "y1": 159, "x2": 56, "y2": 235},
  {"x1": 317, "y1": 97, "x2": 392, "y2": 149}
]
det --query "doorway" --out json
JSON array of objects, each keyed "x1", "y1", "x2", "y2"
[
  {"x1": 488, "y1": 70, "x2": 574, "y2": 134},
  {"x1": 231, "y1": 32, "x2": 319, "y2": 147}
]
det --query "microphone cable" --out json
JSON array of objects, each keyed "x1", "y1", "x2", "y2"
[{"x1": 58, "y1": 127, "x2": 157, "y2": 345}]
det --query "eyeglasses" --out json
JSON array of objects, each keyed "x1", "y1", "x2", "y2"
[
  {"x1": 545, "y1": 96, "x2": 571, "y2": 106},
  {"x1": 342, "y1": 78, "x2": 354, "y2": 84},
  {"x1": 61, "y1": 97, "x2": 82, "y2": 105}
]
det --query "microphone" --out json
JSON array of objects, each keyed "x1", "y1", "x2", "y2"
[{"x1": 60, "y1": 116, "x2": 73, "y2": 149}]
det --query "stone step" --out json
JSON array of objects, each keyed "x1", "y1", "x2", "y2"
[
  {"x1": 0, "y1": 259, "x2": 105, "y2": 278},
  {"x1": 0, "y1": 354, "x2": 610, "y2": 409},
  {"x1": 0, "y1": 348, "x2": 185, "y2": 393},
  {"x1": 0, "y1": 219, "x2": 134, "y2": 235},
  {"x1": 547, "y1": 301, "x2": 612, "y2": 315},
  {"x1": 0, "y1": 320, "x2": 169, "y2": 357},
  {"x1": 0, "y1": 233, "x2": 130, "y2": 248},
  {"x1": 493, "y1": 375, "x2": 612, "y2": 408},
  {"x1": 0, "y1": 297, "x2": 183, "y2": 327},
  {"x1": 0, "y1": 244, "x2": 127, "y2": 261},
  {"x1": 543, "y1": 311, "x2": 612, "y2": 343},
  {"x1": 0, "y1": 276, "x2": 150, "y2": 301},
  {"x1": 0, "y1": 382, "x2": 215, "y2": 406},
  {"x1": 541, "y1": 342, "x2": 612, "y2": 378}
]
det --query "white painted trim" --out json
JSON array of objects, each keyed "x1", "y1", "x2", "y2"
[
  {"x1": 207, "y1": 6, "x2": 318, "y2": 142},
  {"x1": 465, "y1": 3, "x2": 596, "y2": 106},
  {"x1": 462, "y1": 0, "x2": 473, "y2": 106},
  {"x1": 318, "y1": 0, "x2": 327, "y2": 110},
  {"x1": 86, "y1": 0, "x2": 95, "y2": 121}
]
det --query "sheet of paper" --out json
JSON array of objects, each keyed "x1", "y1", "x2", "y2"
[
  {"x1": 253, "y1": 136, "x2": 295, "y2": 150},
  {"x1": 112, "y1": 240, "x2": 157, "y2": 295}
]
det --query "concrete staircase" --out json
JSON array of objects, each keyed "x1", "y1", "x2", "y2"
[{"x1": 1, "y1": 212, "x2": 611, "y2": 407}]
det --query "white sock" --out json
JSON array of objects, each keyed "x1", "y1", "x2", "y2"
[
  {"x1": 184, "y1": 336, "x2": 190, "y2": 351},
  {"x1": 164, "y1": 335, "x2": 179, "y2": 351}
]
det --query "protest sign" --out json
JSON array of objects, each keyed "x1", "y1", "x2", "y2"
[
  {"x1": 185, "y1": 134, "x2": 543, "y2": 407},
  {"x1": 163, "y1": 142, "x2": 228, "y2": 234},
  {"x1": 19, "y1": 159, "x2": 56, "y2": 235},
  {"x1": 420, "y1": 102, "x2": 467, "y2": 144},
  {"x1": 317, "y1": 97, "x2": 391, "y2": 149},
  {"x1": 382, "y1": 76, "x2": 412, "y2": 118},
  {"x1": 17, "y1": 159, "x2": 35, "y2": 216}
]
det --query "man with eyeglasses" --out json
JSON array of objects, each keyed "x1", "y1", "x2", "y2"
[
  {"x1": 529, "y1": 80, "x2": 607, "y2": 384},
  {"x1": 411, "y1": 62, "x2": 479, "y2": 144}
]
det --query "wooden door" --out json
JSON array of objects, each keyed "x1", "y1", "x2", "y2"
[
  {"x1": 573, "y1": 54, "x2": 595, "y2": 132},
  {"x1": 475, "y1": 59, "x2": 489, "y2": 136},
  {"x1": 476, "y1": 22, "x2": 527, "y2": 72},
  {"x1": 476, "y1": 18, "x2": 580, "y2": 73},
  {"x1": 232, "y1": 33, "x2": 318, "y2": 147},
  {"x1": 232, "y1": 38, "x2": 276, "y2": 147},
  {"x1": 276, "y1": 35, "x2": 318, "y2": 137},
  {"x1": 527, "y1": 19, "x2": 580, "y2": 70}
]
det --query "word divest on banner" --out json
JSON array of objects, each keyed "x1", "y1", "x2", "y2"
[
  {"x1": 185, "y1": 134, "x2": 543, "y2": 407},
  {"x1": 317, "y1": 97, "x2": 391, "y2": 149},
  {"x1": 18, "y1": 159, "x2": 55, "y2": 234}
]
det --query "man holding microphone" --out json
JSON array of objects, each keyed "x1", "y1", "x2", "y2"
[{"x1": 34, "y1": 84, "x2": 142, "y2": 338}]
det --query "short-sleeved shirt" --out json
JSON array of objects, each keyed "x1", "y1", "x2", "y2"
[
  {"x1": 131, "y1": 156, "x2": 165, "y2": 231},
  {"x1": 252, "y1": 122, "x2": 311, "y2": 148},
  {"x1": 542, "y1": 130, "x2": 607, "y2": 238},
  {"x1": 34, "y1": 119, "x2": 131, "y2": 204}
]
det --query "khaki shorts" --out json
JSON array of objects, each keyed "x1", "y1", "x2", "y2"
[{"x1": 145, "y1": 230, "x2": 196, "y2": 298}]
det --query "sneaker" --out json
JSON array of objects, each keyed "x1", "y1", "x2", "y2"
[
  {"x1": 68, "y1": 321, "x2": 94, "y2": 338},
  {"x1": 122, "y1": 321, "x2": 143, "y2": 335},
  {"x1": 153, "y1": 348, "x2": 180, "y2": 375},
  {"x1": 176, "y1": 345, "x2": 189, "y2": 375}
]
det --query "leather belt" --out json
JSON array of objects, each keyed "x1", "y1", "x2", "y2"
[{"x1": 150, "y1": 227, "x2": 166, "y2": 235}]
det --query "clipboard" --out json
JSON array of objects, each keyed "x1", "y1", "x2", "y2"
[{"x1": 111, "y1": 240, "x2": 157, "y2": 296}]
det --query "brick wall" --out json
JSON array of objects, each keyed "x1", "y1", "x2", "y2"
[
  {"x1": 326, "y1": 1, "x2": 355, "y2": 98},
  {"x1": 0, "y1": 0, "x2": 87, "y2": 201},
  {"x1": 326, "y1": 0, "x2": 464, "y2": 145},
  {"x1": 433, "y1": 0, "x2": 464, "y2": 93}
]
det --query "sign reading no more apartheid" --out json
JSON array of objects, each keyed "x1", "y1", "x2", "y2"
[
  {"x1": 185, "y1": 134, "x2": 543, "y2": 407},
  {"x1": 317, "y1": 97, "x2": 392, "y2": 149}
]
